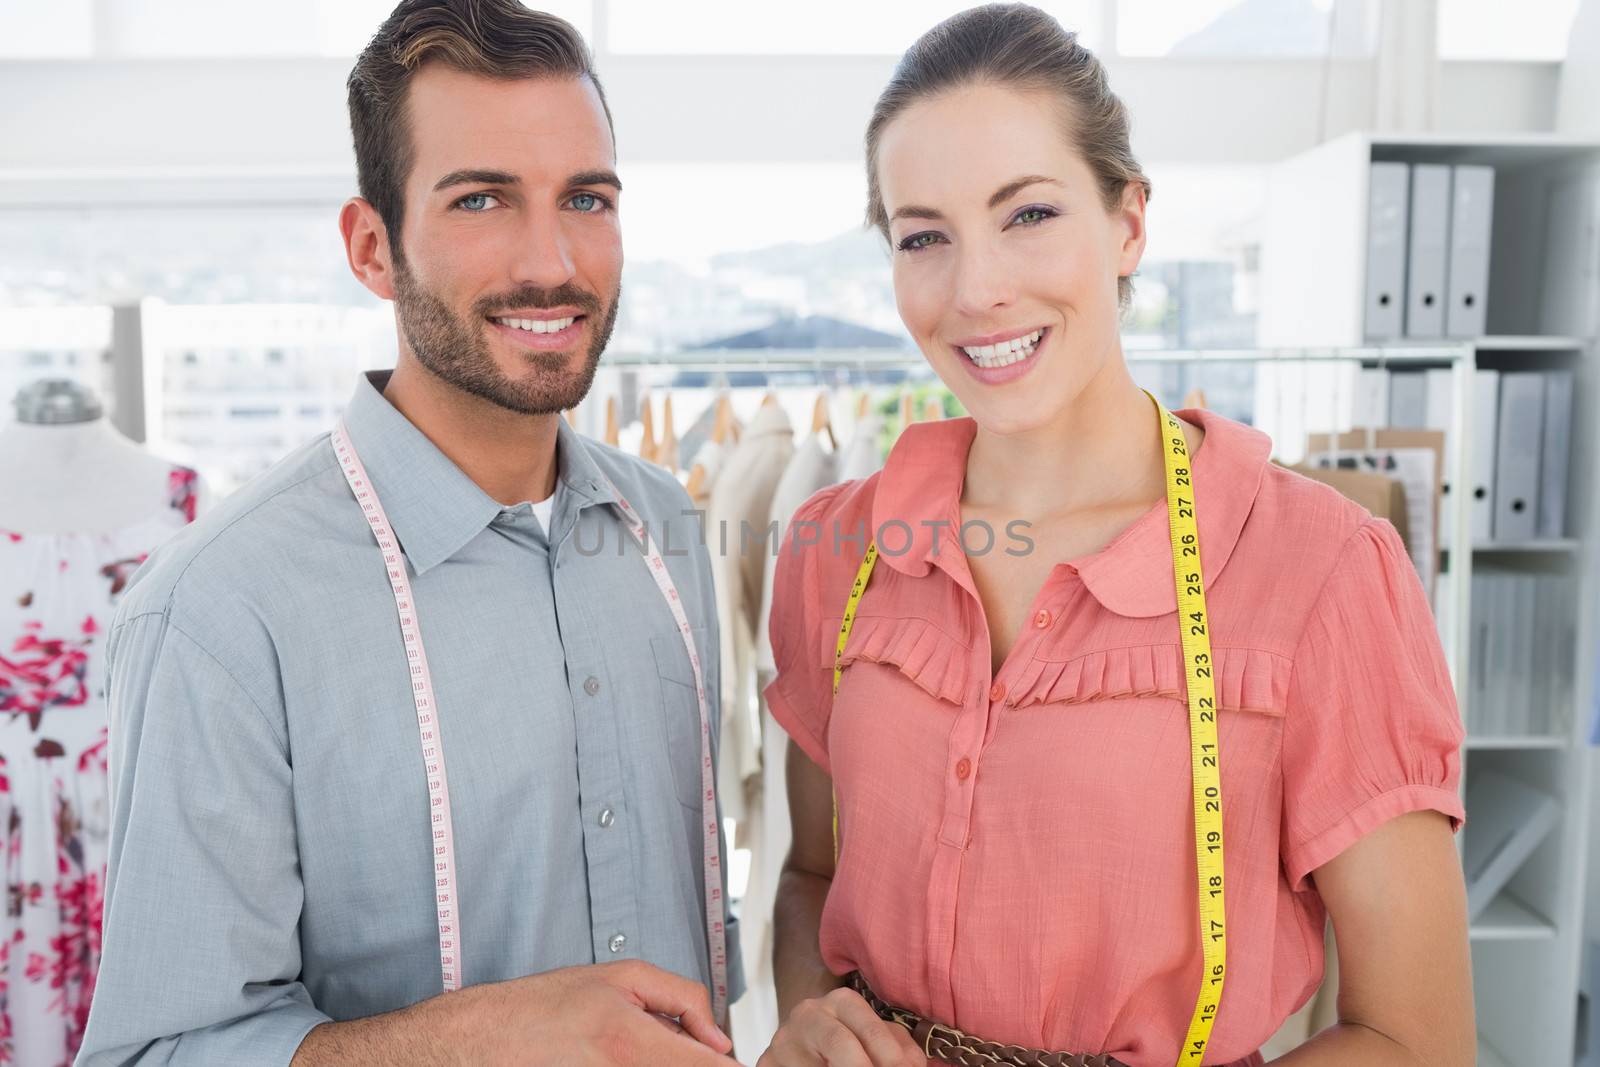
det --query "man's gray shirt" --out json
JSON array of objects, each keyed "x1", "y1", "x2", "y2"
[{"x1": 77, "y1": 371, "x2": 743, "y2": 1065}]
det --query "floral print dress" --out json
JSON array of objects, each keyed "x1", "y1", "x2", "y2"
[{"x1": 0, "y1": 468, "x2": 197, "y2": 1066}]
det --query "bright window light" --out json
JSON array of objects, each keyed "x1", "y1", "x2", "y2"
[
  {"x1": 1117, "y1": 0, "x2": 1375, "y2": 58},
  {"x1": 0, "y1": 0, "x2": 93, "y2": 58},
  {"x1": 1438, "y1": 0, "x2": 1579, "y2": 60},
  {"x1": 605, "y1": 1, "x2": 1101, "y2": 54}
]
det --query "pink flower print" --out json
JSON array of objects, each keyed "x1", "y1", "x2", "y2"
[
  {"x1": 168, "y1": 467, "x2": 199, "y2": 523},
  {"x1": 99, "y1": 556, "x2": 147, "y2": 598},
  {"x1": 76, "y1": 732, "x2": 107, "y2": 775},
  {"x1": 0, "y1": 628, "x2": 91, "y2": 732},
  {"x1": 0, "y1": 531, "x2": 19, "y2": 543}
]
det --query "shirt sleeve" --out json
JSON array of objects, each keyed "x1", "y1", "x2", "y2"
[
  {"x1": 1280, "y1": 518, "x2": 1467, "y2": 892},
  {"x1": 77, "y1": 609, "x2": 331, "y2": 1066},
  {"x1": 762, "y1": 485, "x2": 846, "y2": 776}
]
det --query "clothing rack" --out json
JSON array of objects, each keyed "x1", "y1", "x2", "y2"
[{"x1": 597, "y1": 343, "x2": 1472, "y2": 371}]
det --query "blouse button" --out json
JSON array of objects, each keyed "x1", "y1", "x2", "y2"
[
  {"x1": 1033, "y1": 609, "x2": 1052, "y2": 629},
  {"x1": 988, "y1": 681, "x2": 1006, "y2": 703},
  {"x1": 955, "y1": 757, "x2": 972, "y2": 781}
]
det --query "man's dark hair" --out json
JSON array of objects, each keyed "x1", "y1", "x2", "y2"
[{"x1": 347, "y1": 0, "x2": 614, "y2": 252}]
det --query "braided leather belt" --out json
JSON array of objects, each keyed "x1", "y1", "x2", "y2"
[{"x1": 847, "y1": 971, "x2": 1132, "y2": 1067}]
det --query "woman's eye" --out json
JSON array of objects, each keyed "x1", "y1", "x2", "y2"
[
  {"x1": 1011, "y1": 206, "x2": 1058, "y2": 227},
  {"x1": 569, "y1": 192, "x2": 612, "y2": 213},
  {"x1": 897, "y1": 231, "x2": 944, "y2": 252},
  {"x1": 456, "y1": 193, "x2": 500, "y2": 212}
]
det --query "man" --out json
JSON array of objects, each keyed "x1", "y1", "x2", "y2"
[{"x1": 77, "y1": 2, "x2": 743, "y2": 1063}]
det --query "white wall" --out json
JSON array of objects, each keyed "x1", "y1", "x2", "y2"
[{"x1": 0, "y1": 54, "x2": 1562, "y2": 188}]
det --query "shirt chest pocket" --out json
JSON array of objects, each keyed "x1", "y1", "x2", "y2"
[{"x1": 650, "y1": 626, "x2": 713, "y2": 811}]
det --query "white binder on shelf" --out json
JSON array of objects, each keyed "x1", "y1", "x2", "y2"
[
  {"x1": 1405, "y1": 164, "x2": 1452, "y2": 339},
  {"x1": 1539, "y1": 167, "x2": 1600, "y2": 339},
  {"x1": 1538, "y1": 370, "x2": 1574, "y2": 540},
  {"x1": 1492, "y1": 372, "x2": 1544, "y2": 542},
  {"x1": 1446, "y1": 165, "x2": 1494, "y2": 338},
  {"x1": 1470, "y1": 369, "x2": 1500, "y2": 544},
  {"x1": 1354, "y1": 367, "x2": 1390, "y2": 429},
  {"x1": 1425, "y1": 368, "x2": 1455, "y2": 550},
  {"x1": 1365, "y1": 161, "x2": 1410, "y2": 341},
  {"x1": 1388, "y1": 370, "x2": 1428, "y2": 428}
]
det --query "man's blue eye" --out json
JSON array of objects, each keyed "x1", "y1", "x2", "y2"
[
  {"x1": 458, "y1": 193, "x2": 496, "y2": 212},
  {"x1": 571, "y1": 193, "x2": 605, "y2": 212}
]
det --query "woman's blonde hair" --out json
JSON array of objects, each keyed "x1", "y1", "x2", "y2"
[{"x1": 864, "y1": 3, "x2": 1151, "y2": 308}]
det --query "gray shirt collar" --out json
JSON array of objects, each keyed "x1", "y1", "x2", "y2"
[{"x1": 343, "y1": 370, "x2": 619, "y2": 574}]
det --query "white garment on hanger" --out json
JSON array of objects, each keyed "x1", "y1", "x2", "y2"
[
  {"x1": 735, "y1": 431, "x2": 841, "y2": 1055},
  {"x1": 838, "y1": 413, "x2": 886, "y2": 482},
  {"x1": 685, "y1": 438, "x2": 728, "y2": 507},
  {"x1": 703, "y1": 403, "x2": 793, "y2": 824},
  {"x1": 755, "y1": 435, "x2": 841, "y2": 676}
]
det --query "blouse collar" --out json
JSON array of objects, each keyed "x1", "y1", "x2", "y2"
[{"x1": 869, "y1": 407, "x2": 1272, "y2": 618}]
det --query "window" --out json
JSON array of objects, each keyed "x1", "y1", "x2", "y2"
[
  {"x1": 1117, "y1": 0, "x2": 1377, "y2": 58},
  {"x1": 606, "y1": 1, "x2": 1101, "y2": 54},
  {"x1": 1438, "y1": 0, "x2": 1579, "y2": 60},
  {"x1": 0, "y1": 0, "x2": 92, "y2": 59},
  {"x1": 0, "y1": 0, "x2": 593, "y2": 59}
]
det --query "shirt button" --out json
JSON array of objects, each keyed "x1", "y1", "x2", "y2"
[
  {"x1": 583, "y1": 676, "x2": 600, "y2": 696},
  {"x1": 989, "y1": 681, "x2": 1006, "y2": 703},
  {"x1": 1033, "y1": 609, "x2": 1052, "y2": 629},
  {"x1": 955, "y1": 757, "x2": 972, "y2": 781},
  {"x1": 599, "y1": 807, "x2": 615, "y2": 828},
  {"x1": 608, "y1": 933, "x2": 627, "y2": 954}
]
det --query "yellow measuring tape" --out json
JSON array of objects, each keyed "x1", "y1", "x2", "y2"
[{"x1": 828, "y1": 393, "x2": 1226, "y2": 1065}]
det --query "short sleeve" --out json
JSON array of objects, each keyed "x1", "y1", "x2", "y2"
[
  {"x1": 762, "y1": 484, "x2": 847, "y2": 776},
  {"x1": 1280, "y1": 518, "x2": 1467, "y2": 892}
]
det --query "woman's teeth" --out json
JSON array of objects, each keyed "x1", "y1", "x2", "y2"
[
  {"x1": 961, "y1": 329, "x2": 1042, "y2": 368},
  {"x1": 493, "y1": 315, "x2": 576, "y2": 333}
]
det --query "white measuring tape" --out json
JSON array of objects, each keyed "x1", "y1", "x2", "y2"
[{"x1": 331, "y1": 421, "x2": 729, "y2": 1026}]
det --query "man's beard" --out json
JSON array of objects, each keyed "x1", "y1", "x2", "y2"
[{"x1": 391, "y1": 256, "x2": 618, "y2": 416}]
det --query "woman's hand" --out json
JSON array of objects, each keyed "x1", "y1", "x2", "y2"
[{"x1": 757, "y1": 987, "x2": 926, "y2": 1067}]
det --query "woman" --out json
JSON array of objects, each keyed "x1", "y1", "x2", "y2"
[{"x1": 757, "y1": 6, "x2": 1474, "y2": 1066}]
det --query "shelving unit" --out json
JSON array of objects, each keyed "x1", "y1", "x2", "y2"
[
  {"x1": 1261, "y1": 131, "x2": 1600, "y2": 1066},
  {"x1": 1472, "y1": 891, "x2": 1558, "y2": 941}
]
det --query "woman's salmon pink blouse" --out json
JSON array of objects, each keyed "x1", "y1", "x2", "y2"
[{"x1": 763, "y1": 408, "x2": 1465, "y2": 1067}]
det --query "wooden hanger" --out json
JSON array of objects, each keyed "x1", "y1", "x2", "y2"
[
  {"x1": 563, "y1": 407, "x2": 577, "y2": 428},
  {"x1": 639, "y1": 394, "x2": 658, "y2": 464},
  {"x1": 711, "y1": 394, "x2": 735, "y2": 445},
  {"x1": 899, "y1": 392, "x2": 914, "y2": 430},
  {"x1": 811, "y1": 392, "x2": 836, "y2": 451},
  {"x1": 660, "y1": 393, "x2": 680, "y2": 471},
  {"x1": 684, "y1": 464, "x2": 707, "y2": 500},
  {"x1": 922, "y1": 397, "x2": 942, "y2": 422},
  {"x1": 856, "y1": 391, "x2": 871, "y2": 421},
  {"x1": 1182, "y1": 387, "x2": 1208, "y2": 410},
  {"x1": 604, "y1": 395, "x2": 620, "y2": 448}
]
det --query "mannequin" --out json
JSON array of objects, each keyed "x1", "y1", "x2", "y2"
[
  {"x1": 0, "y1": 378, "x2": 202, "y2": 1062},
  {"x1": 0, "y1": 380, "x2": 193, "y2": 533}
]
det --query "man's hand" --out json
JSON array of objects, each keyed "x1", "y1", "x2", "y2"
[
  {"x1": 757, "y1": 987, "x2": 925, "y2": 1067},
  {"x1": 293, "y1": 959, "x2": 736, "y2": 1066}
]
